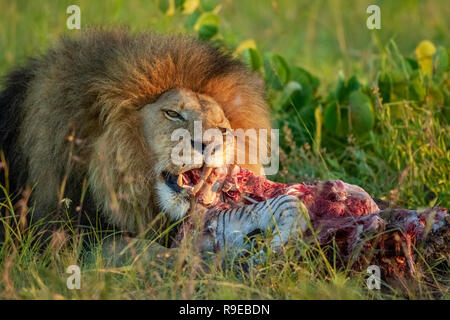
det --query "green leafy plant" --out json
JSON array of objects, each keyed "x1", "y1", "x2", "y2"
[
  {"x1": 156, "y1": 2, "x2": 449, "y2": 210},
  {"x1": 0, "y1": 0, "x2": 448, "y2": 300}
]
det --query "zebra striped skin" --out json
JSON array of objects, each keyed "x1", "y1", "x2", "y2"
[{"x1": 198, "y1": 195, "x2": 308, "y2": 258}]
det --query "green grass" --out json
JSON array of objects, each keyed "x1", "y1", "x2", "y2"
[{"x1": 0, "y1": 0, "x2": 449, "y2": 299}]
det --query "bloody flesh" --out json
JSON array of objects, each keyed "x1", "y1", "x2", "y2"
[{"x1": 176, "y1": 165, "x2": 449, "y2": 276}]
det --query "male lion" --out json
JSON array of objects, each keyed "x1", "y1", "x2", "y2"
[{"x1": 0, "y1": 29, "x2": 270, "y2": 250}]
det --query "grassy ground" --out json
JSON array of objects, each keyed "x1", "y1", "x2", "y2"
[{"x1": 0, "y1": 0, "x2": 449, "y2": 299}]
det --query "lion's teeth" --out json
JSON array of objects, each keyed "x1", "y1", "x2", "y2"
[
  {"x1": 177, "y1": 174, "x2": 183, "y2": 187},
  {"x1": 193, "y1": 167, "x2": 213, "y2": 195}
]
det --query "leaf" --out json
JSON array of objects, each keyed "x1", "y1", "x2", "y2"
[
  {"x1": 409, "y1": 78, "x2": 426, "y2": 102},
  {"x1": 324, "y1": 102, "x2": 341, "y2": 136},
  {"x1": 182, "y1": 0, "x2": 199, "y2": 14},
  {"x1": 235, "y1": 39, "x2": 257, "y2": 55},
  {"x1": 158, "y1": 0, "x2": 185, "y2": 15},
  {"x1": 324, "y1": 91, "x2": 374, "y2": 137},
  {"x1": 335, "y1": 73, "x2": 346, "y2": 102},
  {"x1": 415, "y1": 40, "x2": 436, "y2": 76},
  {"x1": 158, "y1": 0, "x2": 170, "y2": 13},
  {"x1": 378, "y1": 72, "x2": 392, "y2": 103},
  {"x1": 336, "y1": 74, "x2": 360, "y2": 103},
  {"x1": 280, "y1": 81, "x2": 302, "y2": 109},
  {"x1": 166, "y1": 0, "x2": 176, "y2": 15},
  {"x1": 241, "y1": 48, "x2": 262, "y2": 71},
  {"x1": 346, "y1": 76, "x2": 360, "y2": 92},
  {"x1": 276, "y1": 67, "x2": 319, "y2": 110},
  {"x1": 194, "y1": 12, "x2": 219, "y2": 31},
  {"x1": 405, "y1": 57, "x2": 419, "y2": 70},
  {"x1": 290, "y1": 66, "x2": 320, "y2": 90},
  {"x1": 348, "y1": 91, "x2": 375, "y2": 136},
  {"x1": 433, "y1": 46, "x2": 449, "y2": 76},
  {"x1": 197, "y1": 25, "x2": 218, "y2": 40},
  {"x1": 185, "y1": 9, "x2": 201, "y2": 30},
  {"x1": 264, "y1": 54, "x2": 290, "y2": 90},
  {"x1": 175, "y1": 0, "x2": 186, "y2": 10},
  {"x1": 200, "y1": 0, "x2": 217, "y2": 11},
  {"x1": 236, "y1": 40, "x2": 261, "y2": 71}
]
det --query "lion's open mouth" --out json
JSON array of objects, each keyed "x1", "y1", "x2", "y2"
[
  {"x1": 163, "y1": 165, "x2": 229, "y2": 206},
  {"x1": 162, "y1": 169, "x2": 201, "y2": 192},
  {"x1": 162, "y1": 167, "x2": 205, "y2": 192},
  {"x1": 162, "y1": 171, "x2": 184, "y2": 193}
]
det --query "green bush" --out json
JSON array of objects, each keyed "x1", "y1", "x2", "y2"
[{"x1": 160, "y1": 0, "x2": 449, "y2": 209}]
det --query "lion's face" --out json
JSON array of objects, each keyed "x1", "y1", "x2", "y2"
[{"x1": 139, "y1": 88, "x2": 231, "y2": 220}]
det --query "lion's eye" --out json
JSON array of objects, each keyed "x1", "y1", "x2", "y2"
[{"x1": 163, "y1": 109, "x2": 184, "y2": 121}]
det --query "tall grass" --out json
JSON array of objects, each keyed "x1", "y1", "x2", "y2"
[{"x1": 0, "y1": 0, "x2": 449, "y2": 299}]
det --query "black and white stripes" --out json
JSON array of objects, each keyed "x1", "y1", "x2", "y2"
[{"x1": 202, "y1": 195, "x2": 307, "y2": 257}]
